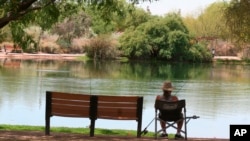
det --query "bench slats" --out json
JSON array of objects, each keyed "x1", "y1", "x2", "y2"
[
  {"x1": 97, "y1": 95, "x2": 139, "y2": 120},
  {"x1": 52, "y1": 103, "x2": 89, "y2": 111},
  {"x1": 46, "y1": 91, "x2": 143, "y2": 138},
  {"x1": 51, "y1": 92, "x2": 90, "y2": 100},
  {"x1": 98, "y1": 102, "x2": 137, "y2": 108},
  {"x1": 97, "y1": 107, "x2": 137, "y2": 120},
  {"x1": 52, "y1": 108, "x2": 89, "y2": 117},
  {"x1": 98, "y1": 95, "x2": 139, "y2": 102},
  {"x1": 49, "y1": 92, "x2": 91, "y2": 117},
  {"x1": 52, "y1": 99, "x2": 89, "y2": 106}
]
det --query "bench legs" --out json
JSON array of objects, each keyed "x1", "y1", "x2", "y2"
[
  {"x1": 45, "y1": 118, "x2": 50, "y2": 135},
  {"x1": 90, "y1": 119, "x2": 95, "y2": 137},
  {"x1": 45, "y1": 92, "x2": 51, "y2": 135}
]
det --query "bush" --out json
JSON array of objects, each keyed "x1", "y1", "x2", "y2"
[
  {"x1": 70, "y1": 38, "x2": 89, "y2": 53},
  {"x1": 40, "y1": 41, "x2": 61, "y2": 54},
  {"x1": 187, "y1": 43, "x2": 213, "y2": 62},
  {"x1": 84, "y1": 35, "x2": 119, "y2": 60},
  {"x1": 119, "y1": 13, "x2": 191, "y2": 60}
]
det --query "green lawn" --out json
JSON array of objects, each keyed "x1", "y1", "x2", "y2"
[{"x1": 0, "y1": 124, "x2": 157, "y2": 137}]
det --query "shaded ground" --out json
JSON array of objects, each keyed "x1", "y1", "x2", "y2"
[{"x1": 0, "y1": 131, "x2": 229, "y2": 141}]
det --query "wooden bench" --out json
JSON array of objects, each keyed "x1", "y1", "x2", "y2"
[{"x1": 45, "y1": 91, "x2": 143, "y2": 138}]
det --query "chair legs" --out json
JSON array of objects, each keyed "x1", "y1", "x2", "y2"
[{"x1": 155, "y1": 117, "x2": 187, "y2": 140}]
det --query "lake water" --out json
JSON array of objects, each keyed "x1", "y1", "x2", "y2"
[{"x1": 0, "y1": 59, "x2": 250, "y2": 139}]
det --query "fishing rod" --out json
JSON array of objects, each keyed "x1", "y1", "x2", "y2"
[
  {"x1": 140, "y1": 78, "x2": 154, "y2": 136},
  {"x1": 140, "y1": 117, "x2": 155, "y2": 135},
  {"x1": 89, "y1": 68, "x2": 92, "y2": 95},
  {"x1": 173, "y1": 80, "x2": 186, "y2": 96}
]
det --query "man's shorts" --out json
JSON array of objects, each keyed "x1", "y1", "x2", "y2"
[{"x1": 159, "y1": 113, "x2": 183, "y2": 122}]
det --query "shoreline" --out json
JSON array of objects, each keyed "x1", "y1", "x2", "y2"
[
  {"x1": 0, "y1": 52, "x2": 85, "y2": 60},
  {"x1": 0, "y1": 52, "x2": 243, "y2": 61}
]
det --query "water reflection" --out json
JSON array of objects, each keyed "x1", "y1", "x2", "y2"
[{"x1": 0, "y1": 59, "x2": 250, "y2": 138}]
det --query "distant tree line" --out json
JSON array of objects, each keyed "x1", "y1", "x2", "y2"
[{"x1": 0, "y1": 0, "x2": 249, "y2": 61}]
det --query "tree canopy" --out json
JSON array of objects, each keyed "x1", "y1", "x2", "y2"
[
  {"x1": 118, "y1": 13, "x2": 210, "y2": 61},
  {"x1": 0, "y1": 0, "x2": 155, "y2": 29},
  {"x1": 224, "y1": 0, "x2": 250, "y2": 43},
  {"x1": 1, "y1": 0, "x2": 249, "y2": 61}
]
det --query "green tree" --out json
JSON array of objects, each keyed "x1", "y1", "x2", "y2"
[
  {"x1": 183, "y1": 2, "x2": 228, "y2": 39},
  {"x1": 51, "y1": 12, "x2": 92, "y2": 48},
  {"x1": 86, "y1": 0, "x2": 150, "y2": 34},
  {"x1": 168, "y1": 30, "x2": 190, "y2": 61},
  {"x1": 120, "y1": 12, "x2": 213, "y2": 62},
  {"x1": 9, "y1": 4, "x2": 60, "y2": 51},
  {"x1": 118, "y1": 6, "x2": 151, "y2": 31},
  {"x1": 0, "y1": 0, "x2": 156, "y2": 50},
  {"x1": 119, "y1": 13, "x2": 191, "y2": 60},
  {"x1": 0, "y1": 0, "x2": 156, "y2": 29},
  {"x1": 119, "y1": 26, "x2": 151, "y2": 59},
  {"x1": 224, "y1": 0, "x2": 250, "y2": 44},
  {"x1": 187, "y1": 43, "x2": 212, "y2": 62}
]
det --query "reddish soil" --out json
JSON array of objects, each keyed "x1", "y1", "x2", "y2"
[
  {"x1": 0, "y1": 130, "x2": 229, "y2": 141},
  {"x1": 0, "y1": 52, "x2": 242, "y2": 61},
  {"x1": 0, "y1": 52, "x2": 85, "y2": 60}
]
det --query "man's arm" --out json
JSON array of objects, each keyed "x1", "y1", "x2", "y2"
[{"x1": 172, "y1": 95, "x2": 178, "y2": 101}]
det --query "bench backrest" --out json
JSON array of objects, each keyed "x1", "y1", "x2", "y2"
[
  {"x1": 46, "y1": 91, "x2": 91, "y2": 118},
  {"x1": 45, "y1": 91, "x2": 143, "y2": 138},
  {"x1": 96, "y1": 95, "x2": 143, "y2": 120}
]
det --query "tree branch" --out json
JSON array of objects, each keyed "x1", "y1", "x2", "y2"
[{"x1": 0, "y1": 0, "x2": 56, "y2": 29}]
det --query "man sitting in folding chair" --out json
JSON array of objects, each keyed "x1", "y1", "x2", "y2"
[
  {"x1": 155, "y1": 81, "x2": 199, "y2": 140},
  {"x1": 155, "y1": 81, "x2": 184, "y2": 139}
]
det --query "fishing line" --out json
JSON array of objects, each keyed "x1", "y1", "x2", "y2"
[
  {"x1": 173, "y1": 80, "x2": 186, "y2": 96},
  {"x1": 140, "y1": 116, "x2": 155, "y2": 135},
  {"x1": 89, "y1": 68, "x2": 92, "y2": 95}
]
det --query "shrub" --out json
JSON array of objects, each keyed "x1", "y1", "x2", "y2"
[
  {"x1": 84, "y1": 35, "x2": 119, "y2": 60},
  {"x1": 70, "y1": 38, "x2": 89, "y2": 53},
  {"x1": 40, "y1": 41, "x2": 60, "y2": 54},
  {"x1": 187, "y1": 43, "x2": 213, "y2": 62}
]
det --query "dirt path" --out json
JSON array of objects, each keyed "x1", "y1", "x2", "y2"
[
  {"x1": 0, "y1": 53, "x2": 242, "y2": 61},
  {"x1": 0, "y1": 53, "x2": 85, "y2": 60},
  {"x1": 0, "y1": 131, "x2": 229, "y2": 141},
  {"x1": 213, "y1": 56, "x2": 241, "y2": 60}
]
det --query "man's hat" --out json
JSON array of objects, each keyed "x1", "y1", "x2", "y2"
[{"x1": 162, "y1": 81, "x2": 174, "y2": 91}]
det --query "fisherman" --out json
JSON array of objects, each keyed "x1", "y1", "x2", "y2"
[{"x1": 155, "y1": 81, "x2": 184, "y2": 139}]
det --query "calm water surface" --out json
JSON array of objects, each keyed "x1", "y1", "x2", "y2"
[{"x1": 0, "y1": 59, "x2": 250, "y2": 138}]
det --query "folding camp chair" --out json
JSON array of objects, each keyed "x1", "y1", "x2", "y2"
[{"x1": 154, "y1": 99, "x2": 199, "y2": 140}]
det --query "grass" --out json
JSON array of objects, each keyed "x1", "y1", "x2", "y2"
[
  {"x1": 0, "y1": 124, "x2": 158, "y2": 138},
  {"x1": 0, "y1": 124, "x2": 179, "y2": 139}
]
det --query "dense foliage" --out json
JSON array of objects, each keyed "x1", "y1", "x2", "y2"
[
  {"x1": 0, "y1": 0, "x2": 153, "y2": 50},
  {"x1": 183, "y1": 2, "x2": 228, "y2": 39},
  {"x1": 224, "y1": 0, "x2": 250, "y2": 44},
  {"x1": 1, "y1": 0, "x2": 248, "y2": 61},
  {"x1": 119, "y1": 13, "x2": 211, "y2": 61}
]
